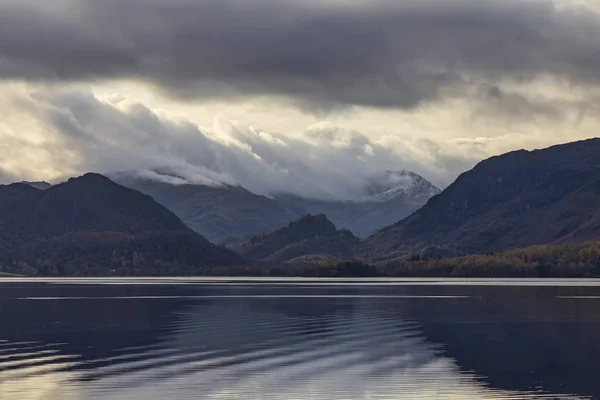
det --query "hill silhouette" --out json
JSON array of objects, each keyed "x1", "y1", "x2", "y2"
[
  {"x1": 237, "y1": 214, "x2": 360, "y2": 265},
  {"x1": 0, "y1": 174, "x2": 244, "y2": 276}
]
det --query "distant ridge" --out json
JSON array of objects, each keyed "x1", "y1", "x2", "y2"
[
  {"x1": 115, "y1": 169, "x2": 440, "y2": 241},
  {"x1": 275, "y1": 170, "x2": 440, "y2": 237}
]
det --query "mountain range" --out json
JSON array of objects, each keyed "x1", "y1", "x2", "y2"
[
  {"x1": 113, "y1": 169, "x2": 440, "y2": 242},
  {"x1": 3, "y1": 138, "x2": 600, "y2": 276},
  {"x1": 224, "y1": 138, "x2": 600, "y2": 268}
]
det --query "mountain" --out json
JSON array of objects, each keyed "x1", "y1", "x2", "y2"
[
  {"x1": 365, "y1": 170, "x2": 442, "y2": 202},
  {"x1": 236, "y1": 214, "x2": 360, "y2": 265},
  {"x1": 112, "y1": 174, "x2": 302, "y2": 243},
  {"x1": 362, "y1": 138, "x2": 600, "y2": 263},
  {"x1": 277, "y1": 170, "x2": 441, "y2": 237},
  {"x1": 116, "y1": 170, "x2": 439, "y2": 241},
  {"x1": 0, "y1": 173, "x2": 244, "y2": 276}
]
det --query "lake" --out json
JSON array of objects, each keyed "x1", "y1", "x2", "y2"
[{"x1": 1, "y1": 278, "x2": 600, "y2": 399}]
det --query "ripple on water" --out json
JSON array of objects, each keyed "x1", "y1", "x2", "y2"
[{"x1": 0, "y1": 283, "x2": 596, "y2": 400}]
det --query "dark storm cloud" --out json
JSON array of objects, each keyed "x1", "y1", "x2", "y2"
[{"x1": 1, "y1": 0, "x2": 600, "y2": 108}]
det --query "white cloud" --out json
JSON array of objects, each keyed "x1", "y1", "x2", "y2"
[{"x1": 1, "y1": 78, "x2": 599, "y2": 200}]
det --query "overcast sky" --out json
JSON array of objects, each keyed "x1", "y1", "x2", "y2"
[{"x1": 1, "y1": 0, "x2": 599, "y2": 199}]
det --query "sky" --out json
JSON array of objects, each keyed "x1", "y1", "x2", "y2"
[{"x1": 1, "y1": 0, "x2": 599, "y2": 200}]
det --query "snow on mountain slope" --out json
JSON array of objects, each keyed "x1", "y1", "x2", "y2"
[{"x1": 366, "y1": 170, "x2": 441, "y2": 202}]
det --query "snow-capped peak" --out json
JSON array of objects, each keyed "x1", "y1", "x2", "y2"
[{"x1": 365, "y1": 170, "x2": 441, "y2": 202}]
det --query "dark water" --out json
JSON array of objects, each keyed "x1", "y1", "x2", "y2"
[{"x1": 1, "y1": 278, "x2": 600, "y2": 399}]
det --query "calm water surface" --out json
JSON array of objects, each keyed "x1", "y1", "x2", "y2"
[{"x1": 1, "y1": 278, "x2": 600, "y2": 400}]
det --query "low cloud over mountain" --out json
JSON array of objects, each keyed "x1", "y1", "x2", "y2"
[{"x1": 1, "y1": 88, "x2": 455, "y2": 200}]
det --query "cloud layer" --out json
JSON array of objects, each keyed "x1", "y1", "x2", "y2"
[
  {"x1": 3, "y1": 87, "x2": 444, "y2": 199},
  {"x1": 1, "y1": 0, "x2": 600, "y2": 110},
  {"x1": 1, "y1": 82, "x2": 598, "y2": 200}
]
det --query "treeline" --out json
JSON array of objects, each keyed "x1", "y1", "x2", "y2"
[
  {"x1": 202, "y1": 260, "x2": 378, "y2": 278},
  {"x1": 0, "y1": 271, "x2": 23, "y2": 277},
  {"x1": 294, "y1": 260, "x2": 378, "y2": 277},
  {"x1": 383, "y1": 240, "x2": 600, "y2": 277},
  {"x1": 0, "y1": 231, "x2": 243, "y2": 277},
  {"x1": 4, "y1": 239, "x2": 600, "y2": 278}
]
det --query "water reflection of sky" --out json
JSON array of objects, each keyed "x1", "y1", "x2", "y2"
[{"x1": 0, "y1": 279, "x2": 598, "y2": 400}]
